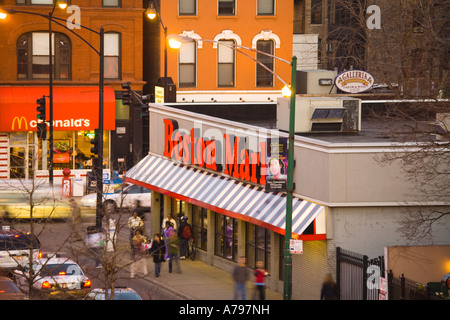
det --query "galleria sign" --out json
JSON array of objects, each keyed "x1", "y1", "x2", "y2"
[
  {"x1": 163, "y1": 119, "x2": 282, "y2": 186},
  {"x1": 335, "y1": 70, "x2": 374, "y2": 93}
]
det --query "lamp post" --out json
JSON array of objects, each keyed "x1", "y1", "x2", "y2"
[
  {"x1": 145, "y1": 0, "x2": 168, "y2": 102},
  {"x1": 168, "y1": 35, "x2": 297, "y2": 300},
  {"x1": 48, "y1": 0, "x2": 68, "y2": 185},
  {"x1": 1, "y1": 7, "x2": 105, "y2": 228}
]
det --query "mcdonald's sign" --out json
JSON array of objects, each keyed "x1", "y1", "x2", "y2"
[{"x1": 11, "y1": 116, "x2": 29, "y2": 130}]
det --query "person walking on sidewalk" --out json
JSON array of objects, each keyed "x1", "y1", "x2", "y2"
[
  {"x1": 128, "y1": 211, "x2": 144, "y2": 253},
  {"x1": 320, "y1": 273, "x2": 338, "y2": 300},
  {"x1": 69, "y1": 198, "x2": 82, "y2": 242},
  {"x1": 232, "y1": 256, "x2": 250, "y2": 300},
  {"x1": 130, "y1": 229, "x2": 148, "y2": 278},
  {"x1": 177, "y1": 216, "x2": 192, "y2": 259},
  {"x1": 167, "y1": 229, "x2": 181, "y2": 273},
  {"x1": 253, "y1": 261, "x2": 269, "y2": 300},
  {"x1": 149, "y1": 233, "x2": 165, "y2": 277}
]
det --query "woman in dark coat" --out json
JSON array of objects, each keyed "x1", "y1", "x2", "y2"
[{"x1": 149, "y1": 233, "x2": 166, "y2": 277}]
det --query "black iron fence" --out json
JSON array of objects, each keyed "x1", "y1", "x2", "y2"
[{"x1": 336, "y1": 247, "x2": 449, "y2": 300}]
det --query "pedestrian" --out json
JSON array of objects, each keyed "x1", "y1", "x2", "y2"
[
  {"x1": 133, "y1": 199, "x2": 146, "y2": 221},
  {"x1": 162, "y1": 214, "x2": 177, "y2": 232},
  {"x1": 320, "y1": 273, "x2": 338, "y2": 300},
  {"x1": 163, "y1": 220, "x2": 174, "y2": 260},
  {"x1": 128, "y1": 211, "x2": 144, "y2": 252},
  {"x1": 87, "y1": 226, "x2": 105, "y2": 268},
  {"x1": 149, "y1": 233, "x2": 165, "y2": 277},
  {"x1": 130, "y1": 229, "x2": 148, "y2": 278},
  {"x1": 167, "y1": 228, "x2": 181, "y2": 273},
  {"x1": 253, "y1": 261, "x2": 269, "y2": 300},
  {"x1": 69, "y1": 198, "x2": 82, "y2": 242},
  {"x1": 232, "y1": 256, "x2": 250, "y2": 300},
  {"x1": 177, "y1": 216, "x2": 192, "y2": 259}
]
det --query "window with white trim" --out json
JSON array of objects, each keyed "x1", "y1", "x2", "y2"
[
  {"x1": 179, "y1": 41, "x2": 196, "y2": 87},
  {"x1": 256, "y1": 40, "x2": 274, "y2": 87},
  {"x1": 217, "y1": 40, "x2": 235, "y2": 87}
]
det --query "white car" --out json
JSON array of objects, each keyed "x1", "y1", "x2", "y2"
[
  {"x1": 14, "y1": 256, "x2": 91, "y2": 299},
  {"x1": 0, "y1": 226, "x2": 42, "y2": 273},
  {"x1": 80, "y1": 184, "x2": 151, "y2": 211}
]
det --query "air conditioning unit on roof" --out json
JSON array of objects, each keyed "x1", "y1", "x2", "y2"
[{"x1": 277, "y1": 96, "x2": 361, "y2": 133}]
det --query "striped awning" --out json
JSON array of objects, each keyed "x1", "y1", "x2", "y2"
[{"x1": 125, "y1": 154, "x2": 325, "y2": 237}]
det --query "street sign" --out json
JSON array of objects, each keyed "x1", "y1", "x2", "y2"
[
  {"x1": 289, "y1": 239, "x2": 303, "y2": 254},
  {"x1": 155, "y1": 86, "x2": 164, "y2": 103}
]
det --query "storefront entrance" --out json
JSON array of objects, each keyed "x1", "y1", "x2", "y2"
[{"x1": 9, "y1": 132, "x2": 34, "y2": 179}]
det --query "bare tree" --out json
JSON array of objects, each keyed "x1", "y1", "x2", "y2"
[{"x1": 325, "y1": 0, "x2": 450, "y2": 242}]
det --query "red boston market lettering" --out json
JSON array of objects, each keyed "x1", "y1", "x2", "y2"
[{"x1": 163, "y1": 119, "x2": 266, "y2": 185}]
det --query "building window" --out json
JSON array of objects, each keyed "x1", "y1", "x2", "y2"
[
  {"x1": 103, "y1": 0, "x2": 120, "y2": 7},
  {"x1": 217, "y1": 40, "x2": 235, "y2": 87},
  {"x1": 16, "y1": 0, "x2": 53, "y2": 4},
  {"x1": 179, "y1": 41, "x2": 196, "y2": 87},
  {"x1": 104, "y1": 32, "x2": 121, "y2": 79},
  {"x1": 179, "y1": 0, "x2": 196, "y2": 15},
  {"x1": 311, "y1": 0, "x2": 322, "y2": 24},
  {"x1": 246, "y1": 224, "x2": 271, "y2": 269},
  {"x1": 257, "y1": 0, "x2": 274, "y2": 15},
  {"x1": 193, "y1": 207, "x2": 208, "y2": 251},
  {"x1": 256, "y1": 40, "x2": 274, "y2": 87},
  {"x1": 214, "y1": 213, "x2": 237, "y2": 261},
  {"x1": 17, "y1": 32, "x2": 71, "y2": 80},
  {"x1": 218, "y1": 0, "x2": 235, "y2": 15}
]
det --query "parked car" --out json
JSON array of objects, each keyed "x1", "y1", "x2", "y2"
[
  {"x1": 13, "y1": 256, "x2": 91, "y2": 299},
  {"x1": 0, "y1": 226, "x2": 42, "y2": 274},
  {"x1": 84, "y1": 287, "x2": 143, "y2": 300},
  {"x1": 80, "y1": 183, "x2": 151, "y2": 211},
  {"x1": 0, "y1": 276, "x2": 26, "y2": 300}
]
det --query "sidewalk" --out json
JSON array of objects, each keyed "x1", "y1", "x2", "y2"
[{"x1": 140, "y1": 258, "x2": 283, "y2": 300}]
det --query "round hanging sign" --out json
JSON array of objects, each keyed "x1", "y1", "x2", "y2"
[{"x1": 335, "y1": 70, "x2": 374, "y2": 93}]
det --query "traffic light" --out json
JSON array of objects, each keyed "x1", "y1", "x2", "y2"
[
  {"x1": 37, "y1": 123, "x2": 46, "y2": 140},
  {"x1": 36, "y1": 96, "x2": 46, "y2": 121},
  {"x1": 140, "y1": 94, "x2": 152, "y2": 117},
  {"x1": 90, "y1": 129, "x2": 99, "y2": 155},
  {"x1": 36, "y1": 96, "x2": 46, "y2": 140},
  {"x1": 121, "y1": 82, "x2": 132, "y2": 105}
]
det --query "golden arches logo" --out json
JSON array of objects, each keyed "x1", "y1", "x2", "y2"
[{"x1": 11, "y1": 116, "x2": 28, "y2": 130}]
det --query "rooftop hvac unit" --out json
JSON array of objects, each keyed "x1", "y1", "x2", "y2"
[{"x1": 277, "y1": 97, "x2": 361, "y2": 133}]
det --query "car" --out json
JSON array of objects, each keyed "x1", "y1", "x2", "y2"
[
  {"x1": 0, "y1": 276, "x2": 26, "y2": 300},
  {"x1": 84, "y1": 287, "x2": 143, "y2": 300},
  {"x1": 0, "y1": 226, "x2": 42, "y2": 274},
  {"x1": 13, "y1": 256, "x2": 91, "y2": 299},
  {"x1": 0, "y1": 182, "x2": 73, "y2": 220},
  {"x1": 80, "y1": 183, "x2": 151, "y2": 211}
]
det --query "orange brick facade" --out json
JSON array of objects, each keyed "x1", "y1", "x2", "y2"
[
  {"x1": 159, "y1": 0, "x2": 294, "y2": 97},
  {"x1": 0, "y1": 0, "x2": 144, "y2": 92}
]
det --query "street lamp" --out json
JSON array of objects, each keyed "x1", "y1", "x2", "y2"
[
  {"x1": 168, "y1": 34, "x2": 297, "y2": 300},
  {"x1": 145, "y1": 0, "x2": 170, "y2": 102},
  {"x1": 1, "y1": 6, "x2": 105, "y2": 228}
]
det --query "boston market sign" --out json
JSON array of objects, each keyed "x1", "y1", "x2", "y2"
[{"x1": 163, "y1": 118, "x2": 278, "y2": 186}]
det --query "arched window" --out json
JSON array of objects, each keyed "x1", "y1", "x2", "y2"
[{"x1": 17, "y1": 32, "x2": 71, "y2": 80}]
